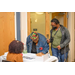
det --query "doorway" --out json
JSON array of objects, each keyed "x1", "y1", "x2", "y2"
[{"x1": 27, "y1": 12, "x2": 68, "y2": 55}]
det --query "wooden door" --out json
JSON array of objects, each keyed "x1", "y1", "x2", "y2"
[
  {"x1": 52, "y1": 12, "x2": 68, "y2": 28},
  {"x1": 27, "y1": 12, "x2": 50, "y2": 38},
  {"x1": 0, "y1": 12, "x2": 15, "y2": 56}
]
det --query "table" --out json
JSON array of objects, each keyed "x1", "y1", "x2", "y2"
[{"x1": 0, "y1": 52, "x2": 58, "y2": 62}]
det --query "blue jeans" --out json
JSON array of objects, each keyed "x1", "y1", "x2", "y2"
[{"x1": 52, "y1": 47, "x2": 68, "y2": 62}]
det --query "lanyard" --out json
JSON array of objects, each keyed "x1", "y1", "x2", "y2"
[{"x1": 53, "y1": 27, "x2": 60, "y2": 37}]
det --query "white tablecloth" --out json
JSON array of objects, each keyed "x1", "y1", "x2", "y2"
[{"x1": 0, "y1": 52, "x2": 58, "y2": 62}]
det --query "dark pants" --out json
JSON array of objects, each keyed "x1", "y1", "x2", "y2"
[{"x1": 52, "y1": 47, "x2": 68, "y2": 62}]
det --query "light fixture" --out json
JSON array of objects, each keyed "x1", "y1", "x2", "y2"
[
  {"x1": 36, "y1": 12, "x2": 44, "y2": 14},
  {"x1": 35, "y1": 19, "x2": 37, "y2": 22}
]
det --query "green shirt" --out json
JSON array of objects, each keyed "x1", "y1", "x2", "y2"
[{"x1": 52, "y1": 29, "x2": 62, "y2": 48}]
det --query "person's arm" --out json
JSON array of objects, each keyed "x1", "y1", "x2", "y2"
[{"x1": 60, "y1": 28, "x2": 70, "y2": 49}]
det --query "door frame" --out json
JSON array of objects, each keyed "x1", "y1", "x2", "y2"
[{"x1": 27, "y1": 12, "x2": 31, "y2": 36}]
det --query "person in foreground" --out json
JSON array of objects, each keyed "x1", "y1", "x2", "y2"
[
  {"x1": 26, "y1": 32, "x2": 49, "y2": 56},
  {"x1": 6, "y1": 40, "x2": 24, "y2": 62},
  {"x1": 47, "y1": 18, "x2": 70, "y2": 62}
]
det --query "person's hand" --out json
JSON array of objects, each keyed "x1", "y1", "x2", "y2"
[
  {"x1": 36, "y1": 52, "x2": 44, "y2": 56},
  {"x1": 57, "y1": 45, "x2": 61, "y2": 50},
  {"x1": 47, "y1": 39, "x2": 50, "y2": 43}
]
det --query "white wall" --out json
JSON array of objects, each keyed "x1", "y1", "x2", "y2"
[
  {"x1": 67, "y1": 12, "x2": 74, "y2": 62},
  {"x1": 20, "y1": 12, "x2": 27, "y2": 46}
]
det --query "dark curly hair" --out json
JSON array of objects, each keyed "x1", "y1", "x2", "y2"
[{"x1": 9, "y1": 40, "x2": 24, "y2": 54}]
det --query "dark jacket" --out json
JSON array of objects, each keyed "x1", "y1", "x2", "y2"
[{"x1": 50, "y1": 25, "x2": 70, "y2": 54}]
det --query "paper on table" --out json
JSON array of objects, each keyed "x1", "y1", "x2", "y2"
[
  {"x1": 23, "y1": 53, "x2": 49, "y2": 62},
  {"x1": 23, "y1": 53, "x2": 36, "y2": 59}
]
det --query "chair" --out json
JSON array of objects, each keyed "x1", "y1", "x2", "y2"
[{"x1": 2, "y1": 60, "x2": 11, "y2": 62}]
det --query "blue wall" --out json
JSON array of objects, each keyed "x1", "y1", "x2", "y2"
[{"x1": 16, "y1": 12, "x2": 21, "y2": 41}]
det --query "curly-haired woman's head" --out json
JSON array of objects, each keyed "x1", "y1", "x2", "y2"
[{"x1": 9, "y1": 40, "x2": 24, "y2": 54}]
